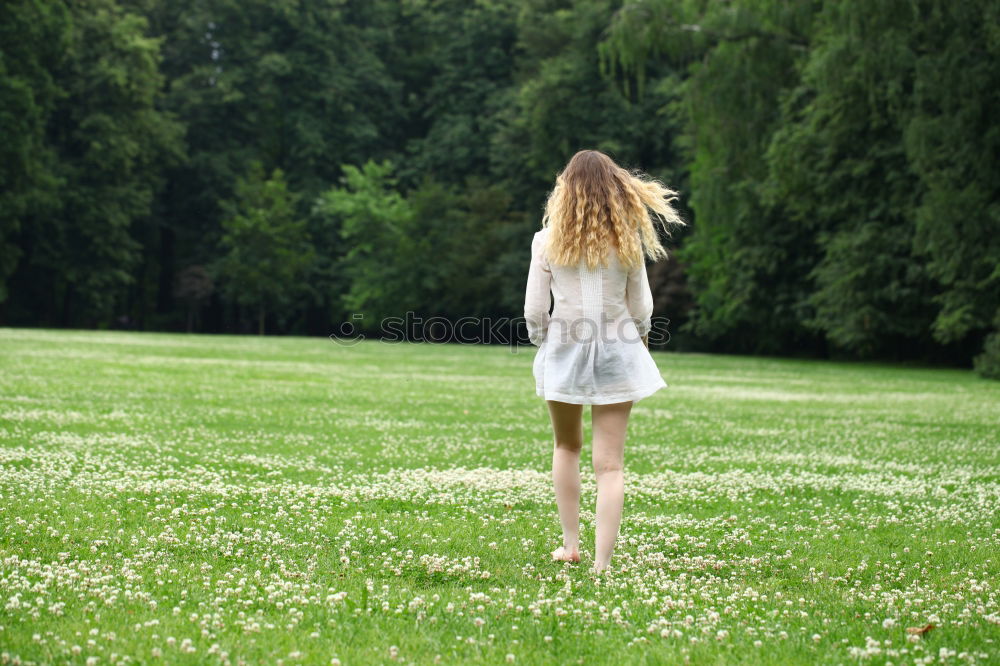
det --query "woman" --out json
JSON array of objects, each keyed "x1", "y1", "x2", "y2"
[{"x1": 523, "y1": 149, "x2": 686, "y2": 573}]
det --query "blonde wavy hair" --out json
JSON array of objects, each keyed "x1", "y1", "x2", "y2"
[{"x1": 541, "y1": 150, "x2": 686, "y2": 269}]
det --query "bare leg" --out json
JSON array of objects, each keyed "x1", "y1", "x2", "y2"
[
  {"x1": 591, "y1": 400, "x2": 632, "y2": 572},
  {"x1": 546, "y1": 400, "x2": 583, "y2": 562}
]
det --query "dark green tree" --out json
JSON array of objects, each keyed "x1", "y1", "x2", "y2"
[
  {"x1": 763, "y1": 0, "x2": 999, "y2": 366},
  {"x1": 900, "y1": 1, "x2": 1000, "y2": 373},
  {"x1": 604, "y1": 0, "x2": 822, "y2": 355},
  {"x1": 129, "y1": 0, "x2": 404, "y2": 332},
  {"x1": 760, "y1": 0, "x2": 932, "y2": 358},
  {"x1": 7, "y1": 0, "x2": 183, "y2": 326},
  {"x1": 0, "y1": 0, "x2": 69, "y2": 307}
]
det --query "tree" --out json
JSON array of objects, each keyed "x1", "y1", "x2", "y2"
[
  {"x1": 763, "y1": 0, "x2": 999, "y2": 365},
  {"x1": 314, "y1": 160, "x2": 414, "y2": 326},
  {"x1": 6, "y1": 0, "x2": 183, "y2": 327},
  {"x1": 901, "y1": 0, "x2": 1000, "y2": 372},
  {"x1": 604, "y1": 0, "x2": 823, "y2": 355},
  {"x1": 0, "y1": 0, "x2": 68, "y2": 309},
  {"x1": 129, "y1": 0, "x2": 404, "y2": 333},
  {"x1": 215, "y1": 164, "x2": 314, "y2": 334}
]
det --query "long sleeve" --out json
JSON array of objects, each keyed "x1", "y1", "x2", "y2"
[
  {"x1": 625, "y1": 259, "x2": 654, "y2": 337},
  {"x1": 523, "y1": 231, "x2": 552, "y2": 346}
]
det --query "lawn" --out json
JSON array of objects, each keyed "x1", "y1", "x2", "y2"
[{"x1": 0, "y1": 328, "x2": 998, "y2": 665}]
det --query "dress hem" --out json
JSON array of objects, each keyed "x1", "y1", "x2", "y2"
[{"x1": 535, "y1": 380, "x2": 667, "y2": 405}]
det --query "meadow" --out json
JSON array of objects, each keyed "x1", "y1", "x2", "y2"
[{"x1": 0, "y1": 328, "x2": 998, "y2": 665}]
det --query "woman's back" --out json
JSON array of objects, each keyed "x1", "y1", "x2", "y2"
[
  {"x1": 525, "y1": 227, "x2": 665, "y2": 405},
  {"x1": 531, "y1": 227, "x2": 653, "y2": 346}
]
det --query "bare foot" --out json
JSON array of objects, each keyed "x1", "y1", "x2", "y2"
[{"x1": 551, "y1": 546, "x2": 580, "y2": 563}]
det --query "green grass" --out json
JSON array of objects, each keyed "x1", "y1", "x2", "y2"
[{"x1": 1, "y1": 327, "x2": 998, "y2": 665}]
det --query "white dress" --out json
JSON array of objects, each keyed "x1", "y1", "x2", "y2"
[{"x1": 523, "y1": 227, "x2": 668, "y2": 405}]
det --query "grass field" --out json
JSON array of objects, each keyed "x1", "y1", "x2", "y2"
[{"x1": 1, "y1": 328, "x2": 998, "y2": 665}]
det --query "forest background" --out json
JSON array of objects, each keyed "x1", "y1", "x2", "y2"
[{"x1": 2, "y1": 0, "x2": 998, "y2": 377}]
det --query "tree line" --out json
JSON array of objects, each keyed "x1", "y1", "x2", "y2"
[{"x1": 1, "y1": 0, "x2": 997, "y2": 377}]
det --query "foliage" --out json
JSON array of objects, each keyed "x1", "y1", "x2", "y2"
[
  {"x1": 316, "y1": 159, "x2": 523, "y2": 331},
  {"x1": 973, "y1": 330, "x2": 1000, "y2": 380},
  {"x1": 0, "y1": 0, "x2": 69, "y2": 303},
  {"x1": 603, "y1": 0, "x2": 1000, "y2": 372},
  {"x1": 3, "y1": 0, "x2": 182, "y2": 325},
  {"x1": 314, "y1": 160, "x2": 414, "y2": 324},
  {"x1": 1, "y1": 0, "x2": 997, "y2": 375},
  {"x1": 215, "y1": 163, "x2": 313, "y2": 334}
]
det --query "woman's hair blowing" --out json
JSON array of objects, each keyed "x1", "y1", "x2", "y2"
[{"x1": 541, "y1": 150, "x2": 686, "y2": 269}]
